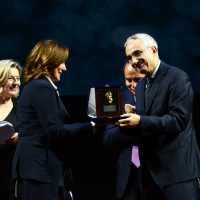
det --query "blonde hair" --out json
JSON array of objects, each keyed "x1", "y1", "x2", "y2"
[{"x1": 0, "y1": 59, "x2": 22, "y2": 97}]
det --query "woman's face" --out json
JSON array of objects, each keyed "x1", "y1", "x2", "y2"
[
  {"x1": 1, "y1": 68, "x2": 21, "y2": 98},
  {"x1": 49, "y1": 63, "x2": 66, "y2": 82}
]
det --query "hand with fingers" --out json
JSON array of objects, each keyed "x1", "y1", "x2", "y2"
[
  {"x1": 125, "y1": 104, "x2": 136, "y2": 114},
  {"x1": 5, "y1": 132, "x2": 18, "y2": 145},
  {"x1": 116, "y1": 113, "x2": 140, "y2": 128}
]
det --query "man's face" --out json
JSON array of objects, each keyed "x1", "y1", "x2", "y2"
[
  {"x1": 124, "y1": 63, "x2": 145, "y2": 95},
  {"x1": 125, "y1": 39, "x2": 158, "y2": 77}
]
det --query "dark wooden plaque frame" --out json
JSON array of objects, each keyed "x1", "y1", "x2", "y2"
[{"x1": 95, "y1": 85, "x2": 123, "y2": 118}]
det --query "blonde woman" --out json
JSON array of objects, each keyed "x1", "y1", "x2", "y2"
[{"x1": 0, "y1": 60, "x2": 22, "y2": 200}]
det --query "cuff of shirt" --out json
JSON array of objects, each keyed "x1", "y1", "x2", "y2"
[{"x1": 90, "y1": 121, "x2": 96, "y2": 133}]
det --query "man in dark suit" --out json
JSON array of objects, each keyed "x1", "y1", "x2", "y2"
[
  {"x1": 102, "y1": 62, "x2": 145, "y2": 200},
  {"x1": 118, "y1": 33, "x2": 200, "y2": 200}
]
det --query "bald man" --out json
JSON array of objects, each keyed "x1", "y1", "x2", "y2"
[
  {"x1": 102, "y1": 63, "x2": 145, "y2": 200},
  {"x1": 123, "y1": 62, "x2": 145, "y2": 114}
]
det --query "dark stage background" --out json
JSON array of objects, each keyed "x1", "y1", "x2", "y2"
[
  {"x1": 0, "y1": 0, "x2": 200, "y2": 95},
  {"x1": 0, "y1": 0, "x2": 200, "y2": 199}
]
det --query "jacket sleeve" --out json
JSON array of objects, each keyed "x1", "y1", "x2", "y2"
[
  {"x1": 102, "y1": 124, "x2": 137, "y2": 148},
  {"x1": 31, "y1": 83, "x2": 93, "y2": 141}
]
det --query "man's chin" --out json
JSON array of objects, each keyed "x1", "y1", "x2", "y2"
[
  {"x1": 129, "y1": 90, "x2": 135, "y2": 95},
  {"x1": 137, "y1": 65, "x2": 147, "y2": 74}
]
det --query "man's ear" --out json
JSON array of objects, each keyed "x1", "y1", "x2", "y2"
[{"x1": 151, "y1": 46, "x2": 158, "y2": 55}]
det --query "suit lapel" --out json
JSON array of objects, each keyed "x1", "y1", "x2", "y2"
[
  {"x1": 126, "y1": 92, "x2": 135, "y2": 105},
  {"x1": 136, "y1": 79, "x2": 146, "y2": 115},
  {"x1": 45, "y1": 77, "x2": 71, "y2": 121},
  {"x1": 54, "y1": 90, "x2": 71, "y2": 124},
  {"x1": 145, "y1": 61, "x2": 168, "y2": 114},
  {"x1": 57, "y1": 95, "x2": 70, "y2": 119}
]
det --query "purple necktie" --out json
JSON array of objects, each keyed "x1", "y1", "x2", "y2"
[{"x1": 131, "y1": 146, "x2": 140, "y2": 168}]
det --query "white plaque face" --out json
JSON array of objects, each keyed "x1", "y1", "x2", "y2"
[{"x1": 87, "y1": 88, "x2": 96, "y2": 118}]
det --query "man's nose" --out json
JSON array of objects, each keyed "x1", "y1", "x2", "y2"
[
  {"x1": 131, "y1": 81, "x2": 137, "y2": 88},
  {"x1": 131, "y1": 56, "x2": 138, "y2": 64}
]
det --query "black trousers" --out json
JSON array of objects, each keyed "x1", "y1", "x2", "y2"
[
  {"x1": 119, "y1": 164, "x2": 144, "y2": 200},
  {"x1": 18, "y1": 179, "x2": 72, "y2": 200}
]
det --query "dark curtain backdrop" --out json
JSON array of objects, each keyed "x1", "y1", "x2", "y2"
[{"x1": 0, "y1": 0, "x2": 200, "y2": 95}]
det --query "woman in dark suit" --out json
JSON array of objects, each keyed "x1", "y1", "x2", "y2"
[
  {"x1": 0, "y1": 59, "x2": 22, "y2": 200},
  {"x1": 12, "y1": 40, "x2": 95, "y2": 200}
]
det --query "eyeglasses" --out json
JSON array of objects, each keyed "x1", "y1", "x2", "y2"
[{"x1": 126, "y1": 47, "x2": 150, "y2": 64}]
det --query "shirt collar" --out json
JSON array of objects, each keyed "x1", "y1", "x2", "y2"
[
  {"x1": 151, "y1": 60, "x2": 161, "y2": 78},
  {"x1": 45, "y1": 76, "x2": 59, "y2": 96}
]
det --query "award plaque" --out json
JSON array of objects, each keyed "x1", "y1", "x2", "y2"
[{"x1": 87, "y1": 84, "x2": 124, "y2": 121}]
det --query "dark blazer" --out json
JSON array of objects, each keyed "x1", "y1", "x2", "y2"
[
  {"x1": 136, "y1": 61, "x2": 200, "y2": 187},
  {"x1": 102, "y1": 90, "x2": 139, "y2": 198},
  {"x1": 12, "y1": 78, "x2": 93, "y2": 189}
]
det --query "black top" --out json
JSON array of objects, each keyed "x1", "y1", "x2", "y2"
[
  {"x1": 0, "y1": 98, "x2": 18, "y2": 192},
  {"x1": 5, "y1": 106, "x2": 18, "y2": 132}
]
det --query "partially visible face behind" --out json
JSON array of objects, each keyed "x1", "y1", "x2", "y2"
[
  {"x1": 49, "y1": 63, "x2": 66, "y2": 82},
  {"x1": 1, "y1": 67, "x2": 21, "y2": 98},
  {"x1": 124, "y1": 63, "x2": 145, "y2": 95},
  {"x1": 125, "y1": 38, "x2": 158, "y2": 77}
]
